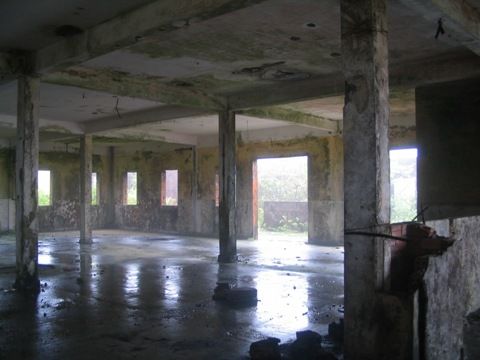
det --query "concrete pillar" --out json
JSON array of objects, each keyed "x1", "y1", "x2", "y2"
[
  {"x1": 308, "y1": 137, "x2": 344, "y2": 246},
  {"x1": 15, "y1": 75, "x2": 40, "y2": 292},
  {"x1": 341, "y1": 0, "x2": 390, "y2": 358},
  {"x1": 218, "y1": 110, "x2": 237, "y2": 263},
  {"x1": 107, "y1": 146, "x2": 115, "y2": 227},
  {"x1": 192, "y1": 146, "x2": 200, "y2": 234},
  {"x1": 79, "y1": 135, "x2": 92, "y2": 243}
]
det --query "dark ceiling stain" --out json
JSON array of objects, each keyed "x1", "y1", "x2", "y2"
[{"x1": 232, "y1": 61, "x2": 285, "y2": 75}]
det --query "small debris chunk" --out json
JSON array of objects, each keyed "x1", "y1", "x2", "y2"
[
  {"x1": 328, "y1": 318, "x2": 344, "y2": 345},
  {"x1": 226, "y1": 287, "x2": 258, "y2": 307},
  {"x1": 213, "y1": 283, "x2": 258, "y2": 307},
  {"x1": 290, "y1": 330, "x2": 323, "y2": 360},
  {"x1": 212, "y1": 282, "x2": 231, "y2": 301},
  {"x1": 249, "y1": 337, "x2": 281, "y2": 360}
]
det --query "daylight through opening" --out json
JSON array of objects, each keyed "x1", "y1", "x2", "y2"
[
  {"x1": 38, "y1": 170, "x2": 51, "y2": 206},
  {"x1": 390, "y1": 148, "x2": 417, "y2": 223},
  {"x1": 126, "y1": 172, "x2": 137, "y2": 205},
  {"x1": 162, "y1": 170, "x2": 178, "y2": 206},
  {"x1": 256, "y1": 156, "x2": 308, "y2": 241}
]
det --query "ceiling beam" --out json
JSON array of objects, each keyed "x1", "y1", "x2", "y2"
[
  {"x1": 197, "y1": 124, "x2": 333, "y2": 148},
  {"x1": 33, "y1": 0, "x2": 267, "y2": 74},
  {"x1": 399, "y1": 0, "x2": 480, "y2": 55},
  {"x1": 83, "y1": 105, "x2": 209, "y2": 134},
  {"x1": 44, "y1": 67, "x2": 226, "y2": 110},
  {"x1": 94, "y1": 128, "x2": 197, "y2": 146},
  {"x1": 0, "y1": 113, "x2": 84, "y2": 135},
  {"x1": 240, "y1": 106, "x2": 340, "y2": 134},
  {"x1": 226, "y1": 73, "x2": 343, "y2": 111},
  {"x1": 389, "y1": 51, "x2": 480, "y2": 86},
  {"x1": 0, "y1": 52, "x2": 25, "y2": 83},
  {"x1": 226, "y1": 52, "x2": 480, "y2": 109},
  {"x1": 44, "y1": 52, "x2": 480, "y2": 112}
]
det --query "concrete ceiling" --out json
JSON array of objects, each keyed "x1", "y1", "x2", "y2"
[
  {"x1": 0, "y1": 82, "x2": 163, "y2": 122},
  {"x1": 286, "y1": 89, "x2": 416, "y2": 126},
  {"x1": 0, "y1": 0, "x2": 155, "y2": 51},
  {"x1": 134, "y1": 114, "x2": 290, "y2": 136},
  {"x1": 83, "y1": 0, "x2": 460, "y2": 83},
  {"x1": 0, "y1": 0, "x2": 478, "y2": 147}
]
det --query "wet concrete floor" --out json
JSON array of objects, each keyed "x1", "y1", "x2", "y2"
[{"x1": 0, "y1": 230, "x2": 344, "y2": 359}]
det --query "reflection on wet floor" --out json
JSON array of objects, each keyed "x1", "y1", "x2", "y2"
[
  {"x1": 0, "y1": 230, "x2": 344, "y2": 359},
  {"x1": 255, "y1": 271, "x2": 309, "y2": 331}
]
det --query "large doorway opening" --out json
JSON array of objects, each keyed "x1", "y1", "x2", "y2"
[{"x1": 254, "y1": 156, "x2": 308, "y2": 242}]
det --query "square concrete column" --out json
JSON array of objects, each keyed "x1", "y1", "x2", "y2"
[
  {"x1": 218, "y1": 110, "x2": 237, "y2": 263},
  {"x1": 106, "y1": 146, "x2": 116, "y2": 227},
  {"x1": 341, "y1": 0, "x2": 390, "y2": 358},
  {"x1": 80, "y1": 134, "x2": 93, "y2": 243},
  {"x1": 15, "y1": 75, "x2": 40, "y2": 292}
]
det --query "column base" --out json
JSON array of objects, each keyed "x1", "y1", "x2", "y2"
[
  {"x1": 218, "y1": 253, "x2": 238, "y2": 264},
  {"x1": 79, "y1": 237, "x2": 93, "y2": 245},
  {"x1": 14, "y1": 274, "x2": 40, "y2": 294}
]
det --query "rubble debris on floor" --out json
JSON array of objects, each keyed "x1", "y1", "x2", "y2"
[
  {"x1": 250, "y1": 330, "x2": 339, "y2": 360},
  {"x1": 250, "y1": 337, "x2": 281, "y2": 360},
  {"x1": 464, "y1": 308, "x2": 480, "y2": 359},
  {"x1": 327, "y1": 318, "x2": 344, "y2": 345},
  {"x1": 213, "y1": 282, "x2": 258, "y2": 307}
]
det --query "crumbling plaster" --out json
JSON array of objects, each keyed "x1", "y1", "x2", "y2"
[
  {"x1": 424, "y1": 217, "x2": 480, "y2": 359},
  {"x1": 0, "y1": 122, "x2": 418, "y2": 243},
  {"x1": 36, "y1": 151, "x2": 110, "y2": 232},
  {"x1": 109, "y1": 135, "x2": 343, "y2": 244}
]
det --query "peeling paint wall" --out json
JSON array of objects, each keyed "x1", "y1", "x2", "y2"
[
  {"x1": 0, "y1": 148, "x2": 110, "y2": 232},
  {"x1": 112, "y1": 135, "x2": 344, "y2": 245},
  {"x1": 113, "y1": 148, "x2": 195, "y2": 233},
  {"x1": 0, "y1": 128, "x2": 417, "y2": 241},
  {"x1": 37, "y1": 151, "x2": 110, "y2": 231}
]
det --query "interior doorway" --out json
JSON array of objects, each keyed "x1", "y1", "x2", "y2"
[{"x1": 254, "y1": 156, "x2": 308, "y2": 241}]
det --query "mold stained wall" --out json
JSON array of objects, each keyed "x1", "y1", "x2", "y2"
[
  {"x1": 0, "y1": 148, "x2": 15, "y2": 231},
  {"x1": 112, "y1": 135, "x2": 344, "y2": 245},
  {"x1": 37, "y1": 151, "x2": 110, "y2": 231},
  {"x1": 113, "y1": 148, "x2": 194, "y2": 233},
  {"x1": 236, "y1": 135, "x2": 344, "y2": 244}
]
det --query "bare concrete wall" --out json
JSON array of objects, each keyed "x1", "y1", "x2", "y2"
[
  {"x1": 196, "y1": 147, "x2": 219, "y2": 236},
  {"x1": 37, "y1": 152, "x2": 110, "y2": 231},
  {"x1": 417, "y1": 77, "x2": 480, "y2": 220},
  {"x1": 0, "y1": 148, "x2": 110, "y2": 232},
  {"x1": 235, "y1": 135, "x2": 343, "y2": 244},
  {"x1": 112, "y1": 135, "x2": 344, "y2": 245},
  {"x1": 1, "y1": 127, "x2": 415, "y2": 238},
  {"x1": 0, "y1": 148, "x2": 15, "y2": 231},
  {"x1": 424, "y1": 217, "x2": 480, "y2": 359},
  {"x1": 113, "y1": 148, "x2": 194, "y2": 233}
]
